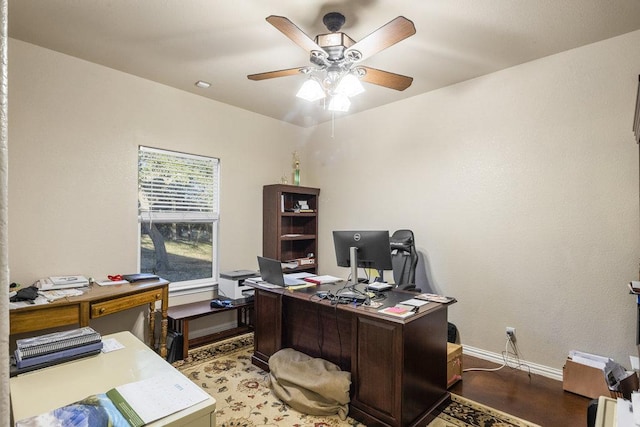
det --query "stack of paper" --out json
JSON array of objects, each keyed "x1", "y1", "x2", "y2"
[
  {"x1": 568, "y1": 350, "x2": 628, "y2": 390},
  {"x1": 37, "y1": 275, "x2": 90, "y2": 290}
]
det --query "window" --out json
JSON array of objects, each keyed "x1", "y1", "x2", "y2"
[{"x1": 138, "y1": 146, "x2": 219, "y2": 291}]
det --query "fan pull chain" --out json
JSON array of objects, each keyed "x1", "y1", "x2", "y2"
[{"x1": 331, "y1": 112, "x2": 335, "y2": 138}]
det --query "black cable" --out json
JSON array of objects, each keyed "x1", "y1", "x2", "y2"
[{"x1": 316, "y1": 302, "x2": 324, "y2": 358}]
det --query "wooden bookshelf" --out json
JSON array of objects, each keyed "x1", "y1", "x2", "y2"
[{"x1": 263, "y1": 184, "x2": 320, "y2": 273}]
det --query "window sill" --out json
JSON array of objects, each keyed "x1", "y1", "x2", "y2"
[{"x1": 169, "y1": 281, "x2": 217, "y2": 297}]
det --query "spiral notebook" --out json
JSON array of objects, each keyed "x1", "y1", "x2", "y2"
[{"x1": 16, "y1": 326, "x2": 102, "y2": 359}]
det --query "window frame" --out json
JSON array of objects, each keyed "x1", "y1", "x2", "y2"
[{"x1": 137, "y1": 145, "x2": 220, "y2": 293}]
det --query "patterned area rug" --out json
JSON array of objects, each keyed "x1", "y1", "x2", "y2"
[{"x1": 173, "y1": 333, "x2": 539, "y2": 427}]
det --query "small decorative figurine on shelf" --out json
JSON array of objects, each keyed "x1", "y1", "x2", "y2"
[
  {"x1": 292, "y1": 151, "x2": 300, "y2": 186},
  {"x1": 280, "y1": 174, "x2": 288, "y2": 185}
]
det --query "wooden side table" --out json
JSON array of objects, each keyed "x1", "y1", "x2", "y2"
[{"x1": 168, "y1": 297, "x2": 254, "y2": 360}]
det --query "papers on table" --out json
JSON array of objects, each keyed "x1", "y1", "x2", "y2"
[
  {"x1": 95, "y1": 278, "x2": 130, "y2": 286},
  {"x1": 109, "y1": 374, "x2": 210, "y2": 425},
  {"x1": 243, "y1": 277, "x2": 281, "y2": 288},
  {"x1": 415, "y1": 293, "x2": 456, "y2": 304},
  {"x1": 36, "y1": 276, "x2": 90, "y2": 290},
  {"x1": 286, "y1": 272, "x2": 316, "y2": 279},
  {"x1": 39, "y1": 288, "x2": 85, "y2": 301},
  {"x1": 49, "y1": 275, "x2": 90, "y2": 286},
  {"x1": 244, "y1": 272, "x2": 344, "y2": 288},
  {"x1": 101, "y1": 338, "x2": 125, "y2": 353}
]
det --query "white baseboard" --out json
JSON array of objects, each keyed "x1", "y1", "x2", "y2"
[{"x1": 462, "y1": 344, "x2": 563, "y2": 381}]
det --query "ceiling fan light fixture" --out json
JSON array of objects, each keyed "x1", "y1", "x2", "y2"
[
  {"x1": 296, "y1": 78, "x2": 326, "y2": 102},
  {"x1": 336, "y1": 73, "x2": 365, "y2": 97},
  {"x1": 249, "y1": 13, "x2": 416, "y2": 115},
  {"x1": 328, "y1": 93, "x2": 351, "y2": 112}
]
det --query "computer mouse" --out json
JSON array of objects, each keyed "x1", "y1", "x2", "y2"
[{"x1": 316, "y1": 291, "x2": 329, "y2": 299}]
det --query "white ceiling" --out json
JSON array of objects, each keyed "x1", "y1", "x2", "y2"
[{"x1": 8, "y1": 1, "x2": 640, "y2": 127}]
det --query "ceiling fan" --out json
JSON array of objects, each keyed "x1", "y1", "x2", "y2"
[{"x1": 247, "y1": 12, "x2": 416, "y2": 111}]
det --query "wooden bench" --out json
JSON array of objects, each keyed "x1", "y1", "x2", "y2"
[{"x1": 167, "y1": 297, "x2": 254, "y2": 360}]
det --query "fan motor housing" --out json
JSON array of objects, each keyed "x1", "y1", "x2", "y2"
[{"x1": 315, "y1": 32, "x2": 355, "y2": 61}]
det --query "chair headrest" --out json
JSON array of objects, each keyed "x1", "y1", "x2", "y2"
[{"x1": 390, "y1": 229, "x2": 414, "y2": 252}]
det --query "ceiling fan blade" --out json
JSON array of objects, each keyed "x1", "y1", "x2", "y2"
[
  {"x1": 266, "y1": 15, "x2": 326, "y2": 55},
  {"x1": 358, "y1": 66, "x2": 413, "y2": 91},
  {"x1": 247, "y1": 67, "x2": 305, "y2": 81},
  {"x1": 345, "y1": 16, "x2": 416, "y2": 62}
]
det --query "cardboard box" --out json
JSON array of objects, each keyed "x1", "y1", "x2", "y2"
[
  {"x1": 447, "y1": 343, "x2": 462, "y2": 388},
  {"x1": 562, "y1": 359, "x2": 611, "y2": 398}
]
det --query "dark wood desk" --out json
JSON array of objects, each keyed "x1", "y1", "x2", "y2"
[
  {"x1": 250, "y1": 284, "x2": 450, "y2": 427},
  {"x1": 9, "y1": 279, "x2": 169, "y2": 357}
]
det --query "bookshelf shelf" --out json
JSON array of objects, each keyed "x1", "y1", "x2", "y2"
[{"x1": 280, "y1": 234, "x2": 316, "y2": 241}]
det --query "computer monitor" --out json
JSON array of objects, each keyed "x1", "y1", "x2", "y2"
[{"x1": 332, "y1": 230, "x2": 393, "y2": 285}]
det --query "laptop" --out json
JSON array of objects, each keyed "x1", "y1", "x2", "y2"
[{"x1": 257, "y1": 256, "x2": 306, "y2": 286}]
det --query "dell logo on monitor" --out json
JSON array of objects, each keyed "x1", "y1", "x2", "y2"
[{"x1": 353, "y1": 233, "x2": 361, "y2": 241}]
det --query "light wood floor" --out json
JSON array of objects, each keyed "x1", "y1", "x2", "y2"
[{"x1": 449, "y1": 354, "x2": 593, "y2": 427}]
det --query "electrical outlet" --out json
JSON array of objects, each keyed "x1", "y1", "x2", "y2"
[{"x1": 506, "y1": 326, "x2": 516, "y2": 341}]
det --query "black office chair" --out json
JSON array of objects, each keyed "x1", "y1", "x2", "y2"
[{"x1": 390, "y1": 229, "x2": 419, "y2": 292}]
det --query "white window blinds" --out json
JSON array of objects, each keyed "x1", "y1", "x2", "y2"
[{"x1": 138, "y1": 146, "x2": 219, "y2": 223}]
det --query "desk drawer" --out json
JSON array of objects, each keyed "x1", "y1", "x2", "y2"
[
  {"x1": 11, "y1": 305, "x2": 81, "y2": 334},
  {"x1": 91, "y1": 289, "x2": 162, "y2": 318}
]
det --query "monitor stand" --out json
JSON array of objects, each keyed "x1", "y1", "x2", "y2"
[{"x1": 349, "y1": 246, "x2": 359, "y2": 287}]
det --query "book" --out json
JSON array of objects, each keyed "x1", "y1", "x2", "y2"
[
  {"x1": 121, "y1": 273, "x2": 159, "y2": 282},
  {"x1": 397, "y1": 298, "x2": 432, "y2": 313},
  {"x1": 415, "y1": 293, "x2": 456, "y2": 304},
  {"x1": 10, "y1": 345, "x2": 104, "y2": 377},
  {"x1": 303, "y1": 275, "x2": 343, "y2": 284},
  {"x1": 15, "y1": 340, "x2": 103, "y2": 369},
  {"x1": 378, "y1": 306, "x2": 415, "y2": 318},
  {"x1": 16, "y1": 374, "x2": 210, "y2": 427},
  {"x1": 16, "y1": 326, "x2": 102, "y2": 359}
]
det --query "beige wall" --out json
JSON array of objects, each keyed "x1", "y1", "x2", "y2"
[
  {"x1": 8, "y1": 29, "x2": 640, "y2": 374},
  {"x1": 8, "y1": 38, "x2": 298, "y2": 335},
  {"x1": 306, "y1": 30, "x2": 640, "y2": 370}
]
